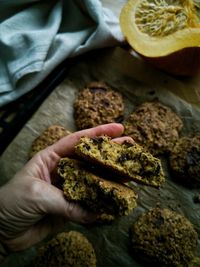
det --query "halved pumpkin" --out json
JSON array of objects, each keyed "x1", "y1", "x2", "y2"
[{"x1": 120, "y1": 0, "x2": 200, "y2": 76}]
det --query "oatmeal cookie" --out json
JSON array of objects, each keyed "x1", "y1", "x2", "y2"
[
  {"x1": 57, "y1": 157, "x2": 138, "y2": 216},
  {"x1": 74, "y1": 81, "x2": 124, "y2": 130},
  {"x1": 30, "y1": 125, "x2": 71, "y2": 158},
  {"x1": 189, "y1": 257, "x2": 200, "y2": 267},
  {"x1": 169, "y1": 135, "x2": 200, "y2": 186},
  {"x1": 123, "y1": 102, "x2": 183, "y2": 155},
  {"x1": 33, "y1": 231, "x2": 97, "y2": 267},
  {"x1": 131, "y1": 207, "x2": 198, "y2": 267},
  {"x1": 75, "y1": 136, "x2": 165, "y2": 188}
]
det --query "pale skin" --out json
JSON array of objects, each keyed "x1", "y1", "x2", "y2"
[{"x1": 0, "y1": 123, "x2": 133, "y2": 252}]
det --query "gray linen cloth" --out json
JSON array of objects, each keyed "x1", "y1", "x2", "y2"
[{"x1": 0, "y1": 0, "x2": 123, "y2": 107}]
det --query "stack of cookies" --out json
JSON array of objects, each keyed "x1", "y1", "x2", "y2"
[{"x1": 57, "y1": 136, "x2": 165, "y2": 218}]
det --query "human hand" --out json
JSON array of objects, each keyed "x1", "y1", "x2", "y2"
[{"x1": 0, "y1": 123, "x2": 131, "y2": 252}]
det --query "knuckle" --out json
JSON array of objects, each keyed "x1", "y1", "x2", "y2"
[{"x1": 25, "y1": 179, "x2": 43, "y2": 199}]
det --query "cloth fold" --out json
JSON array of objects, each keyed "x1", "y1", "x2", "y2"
[{"x1": 0, "y1": 0, "x2": 124, "y2": 107}]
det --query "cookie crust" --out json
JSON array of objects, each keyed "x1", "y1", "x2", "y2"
[
  {"x1": 34, "y1": 231, "x2": 97, "y2": 267},
  {"x1": 169, "y1": 135, "x2": 200, "y2": 186},
  {"x1": 74, "y1": 81, "x2": 124, "y2": 129},
  {"x1": 131, "y1": 207, "x2": 198, "y2": 267},
  {"x1": 124, "y1": 102, "x2": 183, "y2": 155},
  {"x1": 30, "y1": 125, "x2": 71, "y2": 158}
]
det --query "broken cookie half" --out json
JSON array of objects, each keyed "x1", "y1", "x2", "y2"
[
  {"x1": 57, "y1": 157, "x2": 138, "y2": 217},
  {"x1": 75, "y1": 136, "x2": 165, "y2": 188}
]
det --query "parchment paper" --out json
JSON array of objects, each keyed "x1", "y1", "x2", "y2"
[{"x1": 0, "y1": 47, "x2": 200, "y2": 267}]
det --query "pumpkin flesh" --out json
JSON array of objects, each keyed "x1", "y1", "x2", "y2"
[{"x1": 120, "y1": 0, "x2": 200, "y2": 75}]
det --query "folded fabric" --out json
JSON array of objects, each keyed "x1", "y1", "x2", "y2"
[{"x1": 0, "y1": 0, "x2": 124, "y2": 107}]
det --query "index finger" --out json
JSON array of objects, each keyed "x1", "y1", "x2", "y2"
[{"x1": 50, "y1": 123, "x2": 124, "y2": 157}]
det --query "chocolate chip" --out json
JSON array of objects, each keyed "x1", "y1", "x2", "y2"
[
  {"x1": 153, "y1": 212, "x2": 165, "y2": 227},
  {"x1": 83, "y1": 144, "x2": 91, "y2": 151},
  {"x1": 92, "y1": 137, "x2": 104, "y2": 145},
  {"x1": 115, "y1": 115, "x2": 124, "y2": 123},
  {"x1": 155, "y1": 163, "x2": 161, "y2": 175},
  {"x1": 186, "y1": 147, "x2": 200, "y2": 166},
  {"x1": 117, "y1": 153, "x2": 133, "y2": 163},
  {"x1": 89, "y1": 87, "x2": 106, "y2": 93},
  {"x1": 101, "y1": 99, "x2": 110, "y2": 107}
]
